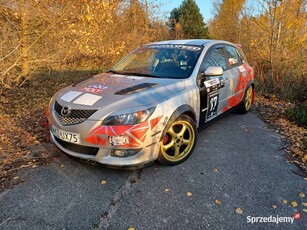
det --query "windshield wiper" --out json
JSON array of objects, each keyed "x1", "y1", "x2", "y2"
[
  {"x1": 107, "y1": 69, "x2": 125, "y2": 75},
  {"x1": 123, "y1": 72, "x2": 161, "y2": 78},
  {"x1": 108, "y1": 70, "x2": 161, "y2": 78}
]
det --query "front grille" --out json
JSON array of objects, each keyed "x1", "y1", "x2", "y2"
[
  {"x1": 54, "y1": 101, "x2": 97, "y2": 126},
  {"x1": 54, "y1": 136, "x2": 99, "y2": 156}
]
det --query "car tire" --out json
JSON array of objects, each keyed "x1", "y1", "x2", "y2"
[
  {"x1": 238, "y1": 85, "x2": 253, "y2": 114},
  {"x1": 158, "y1": 115, "x2": 197, "y2": 165}
]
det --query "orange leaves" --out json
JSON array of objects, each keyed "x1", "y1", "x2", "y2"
[
  {"x1": 235, "y1": 207, "x2": 243, "y2": 215},
  {"x1": 299, "y1": 192, "x2": 305, "y2": 198},
  {"x1": 1, "y1": 0, "x2": 169, "y2": 87},
  {"x1": 209, "y1": 0, "x2": 245, "y2": 41},
  {"x1": 85, "y1": 14, "x2": 93, "y2": 22},
  {"x1": 186, "y1": 192, "x2": 193, "y2": 197},
  {"x1": 291, "y1": 201, "x2": 298, "y2": 208},
  {"x1": 211, "y1": 0, "x2": 306, "y2": 101},
  {"x1": 214, "y1": 199, "x2": 221, "y2": 205},
  {"x1": 255, "y1": 95, "x2": 307, "y2": 167}
]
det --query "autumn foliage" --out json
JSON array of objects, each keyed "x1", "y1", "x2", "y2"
[
  {"x1": 0, "y1": 0, "x2": 169, "y2": 88},
  {"x1": 210, "y1": 0, "x2": 307, "y2": 101},
  {"x1": 1, "y1": 0, "x2": 306, "y2": 103}
]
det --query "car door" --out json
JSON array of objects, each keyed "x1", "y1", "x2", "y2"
[
  {"x1": 198, "y1": 44, "x2": 230, "y2": 126},
  {"x1": 223, "y1": 45, "x2": 247, "y2": 110}
]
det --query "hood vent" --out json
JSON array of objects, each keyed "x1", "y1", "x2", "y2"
[{"x1": 115, "y1": 83, "x2": 158, "y2": 95}]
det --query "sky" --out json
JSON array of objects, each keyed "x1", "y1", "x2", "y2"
[{"x1": 157, "y1": 0, "x2": 215, "y2": 23}]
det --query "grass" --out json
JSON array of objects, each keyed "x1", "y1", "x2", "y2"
[{"x1": 285, "y1": 102, "x2": 307, "y2": 129}]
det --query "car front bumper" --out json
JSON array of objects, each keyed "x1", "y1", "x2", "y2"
[
  {"x1": 50, "y1": 131, "x2": 161, "y2": 167},
  {"x1": 48, "y1": 106, "x2": 165, "y2": 167}
]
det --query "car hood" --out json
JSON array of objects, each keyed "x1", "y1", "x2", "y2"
[{"x1": 55, "y1": 73, "x2": 185, "y2": 113}]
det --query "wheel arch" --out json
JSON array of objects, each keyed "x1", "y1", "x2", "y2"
[
  {"x1": 159, "y1": 105, "x2": 196, "y2": 142},
  {"x1": 246, "y1": 80, "x2": 255, "y2": 103}
]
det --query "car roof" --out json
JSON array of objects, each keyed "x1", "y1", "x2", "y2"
[{"x1": 148, "y1": 39, "x2": 232, "y2": 47}]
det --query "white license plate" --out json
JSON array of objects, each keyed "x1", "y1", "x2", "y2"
[{"x1": 51, "y1": 125, "x2": 80, "y2": 144}]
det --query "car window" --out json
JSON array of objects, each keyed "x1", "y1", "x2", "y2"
[
  {"x1": 237, "y1": 47, "x2": 246, "y2": 63},
  {"x1": 225, "y1": 45, "x2": 241, "y2": 67},
  {"x1": 202, "y1": 46, "x2": 227, "y2": 71},
  {"x1": 111, "y1": 45, "x2": 202, "y2": 79}
]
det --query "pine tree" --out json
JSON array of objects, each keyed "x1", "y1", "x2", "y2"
[{"x1": 170, "y1": 0, "x2": 210, "y2": 39}]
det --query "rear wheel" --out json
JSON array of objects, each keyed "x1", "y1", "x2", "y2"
[
  {"x1": 239, "y1": 85, "x2": 253, "y2": 114},
  {"x1": 158, "y1": 115, "x2": 197, "y2": 165}
]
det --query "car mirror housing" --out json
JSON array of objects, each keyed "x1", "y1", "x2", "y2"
[{"x1": 204, "y1": 66, "x2": 224, "y2": 76}]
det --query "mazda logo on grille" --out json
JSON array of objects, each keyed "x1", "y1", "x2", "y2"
[{"x1": 61, "y1": 107, "x2": 71, "y2": 117}]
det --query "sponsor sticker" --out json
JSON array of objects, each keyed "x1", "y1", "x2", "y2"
[
  {"x1": 239, "y1": 66, "x2": 248, "y2": 76},
  {"x1": 81, "y1": 84, "x2": 108, "y2": 94},
  {"x1": 148, "y1": 44, "x2": 202, "y2": 51},
  {"x1": 239, "y1": 66, "x2": 246, "y2": 72},
  {"x1": 204, "y1": 78, "x2": 220, "y2": 88}
]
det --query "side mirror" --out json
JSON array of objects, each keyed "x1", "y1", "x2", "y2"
[{"x1": 204, "y1": 66, "x2": 224, "y2": 76}]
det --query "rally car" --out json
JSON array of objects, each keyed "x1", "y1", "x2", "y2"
[{"x1": 46, "y1": 39, "x2": 254, "y2": 167}]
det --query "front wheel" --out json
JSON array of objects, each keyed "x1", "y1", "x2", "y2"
[
  {"x1": 238, "y1": 85, "x2": 253, "y2": 114},
  {"x1": 158, "y1": 115, "x2": 197, "y2": 165}
]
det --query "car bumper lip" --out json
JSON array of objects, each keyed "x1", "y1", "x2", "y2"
[{"x1": 50, "y1": 132, "x2": 160, "y2": 167}]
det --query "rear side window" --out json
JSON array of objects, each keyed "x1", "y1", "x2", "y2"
[
  {"x1": 237, "y1": 48, "x2": 247, "y2": 63},
  {"x1": 225, "y1": 45, "x2": 241, "y2": 67},
  {"x1": 203, "y1": 47, "x2": 227, "y2": 70}
]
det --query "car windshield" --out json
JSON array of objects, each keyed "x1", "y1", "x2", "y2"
[{"x1": 110, "y1": 45, "x2": 203, "y2": 79}]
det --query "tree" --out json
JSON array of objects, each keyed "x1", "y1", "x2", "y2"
[
  {"x1": 209, "y1": 0, "x2": 246, "y2": 42},
  {"x1": 0, "y1": 0, "x2": 67, "y2": 87},
  {"x1": 169, "y1": 0, "x2": 210, "y2": 39},
  {"x1": 19, "y1": 0, "x2": 29, "y2": 78},
  {"x1": 244, "y1": 0, "x2": 307, "y2": 98},
  {"x1": 0, "y1": 0, "x2": 169, "y2": 88},
  {"x1": 170, "y1": 8, "x2": 183, "y2": 39},
  {"x1": 209, "y1": 0, "x2": 307, "y2": 100}
]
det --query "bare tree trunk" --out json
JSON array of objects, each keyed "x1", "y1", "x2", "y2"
[
  {"x1": 19, "y1": 0, "x2": 30, "y2": 77},
  {"x1": 276, "y1": 0, "x2": 285, "y2": 49},
  {"x1": 130, "y1": 0, "x2": 137, "y2": 36},
  {"x1": 269, "y1": 1, "x2": 277, "y2": 84}
]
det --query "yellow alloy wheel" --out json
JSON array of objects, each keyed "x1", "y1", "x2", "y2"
[
  {"x1": 160, "y1": 118, "x2": 196, "y2": 163},
  {"x1": 245, "y1": 86, "x2": 253, "y2": 111}
]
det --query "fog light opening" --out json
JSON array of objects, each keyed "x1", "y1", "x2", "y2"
[
  {"x1": 114, "y1": 150, "x2": 128, "y2": 157},
  {"x1": 111, "y1": 148, "x2": 142, "y2": 158}
]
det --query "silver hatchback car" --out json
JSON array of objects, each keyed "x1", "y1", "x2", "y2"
[{"x1": 47, "y1": 39, "x2": 254, "y2": 167}]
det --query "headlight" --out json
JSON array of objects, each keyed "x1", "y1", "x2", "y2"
[{"x1": 102, "y1": 107, "x2": 155, "y2": 125}]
